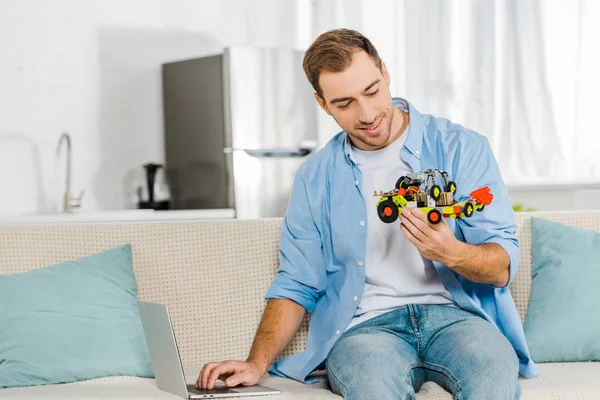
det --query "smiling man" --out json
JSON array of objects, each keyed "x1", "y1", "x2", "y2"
[{"x1": 198, "y1": 29, "x2": 538, "y2": 399}]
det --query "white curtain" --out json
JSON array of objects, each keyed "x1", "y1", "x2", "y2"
[{"x1": 305, "y1": 0, "x2": 600, "y2": 185}]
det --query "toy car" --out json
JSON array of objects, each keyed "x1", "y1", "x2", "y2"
[{"x1": 374, "y1": 168, "x2": 493, "y2": 224}]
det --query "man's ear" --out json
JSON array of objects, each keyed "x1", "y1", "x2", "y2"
[
  {"x1": 314, "y1": 93, "x2": 332, "y2": 116},
  {"x1": 381, "y1": 60, "x2": 391, "y2": 86}
]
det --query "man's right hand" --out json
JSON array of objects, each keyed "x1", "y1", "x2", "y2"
[{"x1": 196, "y1": 360, "x2": 266, "y2": 390}]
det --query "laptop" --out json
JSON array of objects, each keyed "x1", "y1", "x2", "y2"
[{"x1": 138, "y1": 301, "x2": 282, "y2": 399}]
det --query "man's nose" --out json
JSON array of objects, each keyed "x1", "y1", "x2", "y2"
[{"x1": 357, "y1": 101, "x2": 377, "y2": 125}]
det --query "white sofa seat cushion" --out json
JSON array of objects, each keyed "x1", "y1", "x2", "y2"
[
  {"x1": 0, "y1": 376, "x2": 178, "y2": 399},
  {"x1": 196, "y1": 364, "x2": 600, "y2": 400},
  {"x1": 520, "y1": 363, "x2": 600, "y2": 399},
  {"x1": 288, "y1": 363, "x2": 600, "y2": 400},
  {"x1": 183, "y1": 365, "x2": 600, "y2": 400},
  {"x1": 2, "y1": 363, "x2": 598, "y2": 399},
  {"x1": 412, "y1": 362, "x2": 600, "y2": 399}
]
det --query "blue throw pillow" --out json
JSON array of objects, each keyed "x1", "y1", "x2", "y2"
[
  {"x1": 524, "y1": 217, "x2": 600, "y2": 362},
  {"x1": 0, "y1": 244, "x2": 153, "y2": 388}
]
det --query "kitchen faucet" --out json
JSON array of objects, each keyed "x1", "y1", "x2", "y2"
[{"x1": 57, "y1": 132, "x2": 84, "y2": 212}]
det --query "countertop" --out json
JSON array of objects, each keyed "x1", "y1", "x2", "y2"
[{"x1": 0, "y1": 209, "x2": 236, "y2": 226}]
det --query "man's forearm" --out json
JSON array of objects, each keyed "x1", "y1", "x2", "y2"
[
  {"x1": 246, "y1": 298, "x2": 306, "y2": 374},
  {"x1": 445, "y1": 242, "x2": 510, "y2": 287}
]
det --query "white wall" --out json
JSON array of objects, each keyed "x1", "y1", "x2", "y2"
[
  {"x1": 3, "y1": 1, "x2": 598, "y2": 215},
  {"x1": 0, "y1": 0, "x2": 310, "y2": 214}
]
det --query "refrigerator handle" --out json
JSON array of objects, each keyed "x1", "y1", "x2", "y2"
[{"x1": 223, "y1": 146, "x2": 315, "y2": 158}]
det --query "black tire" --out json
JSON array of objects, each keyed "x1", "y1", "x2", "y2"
[
  {"x1": 430, "y1": 184, "x2": 442, "y2": 201},
  {"x1": 377, "y1": 200, "x2": 399, "y2": 223},
  {"x1": 427, "y1": 209, "x2": 443, "y2": 224},
  {"x1": 464, "y1": 202, "x2": 474, "y2": 217},
  {"x1": 477, "y1": 204, "x2": 485, "y2": 212},
  {"x1": 395, "y1": 176, "x2": 406, "y2": 190},
  {"x1": 446, "y1": 181, "x2": 457, "y2": 194}
]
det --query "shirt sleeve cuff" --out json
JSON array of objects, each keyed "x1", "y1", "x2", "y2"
[
  {"x1": 484, "y1": 237, "x2": 520, "y2": 288},
  {"x1": 265, "y1": 283, "x2": 317, "y2": 314}
]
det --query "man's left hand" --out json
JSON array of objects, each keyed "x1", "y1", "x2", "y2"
[{"x1": 399, "y1": 208, "x2": 463, "y2": 267}]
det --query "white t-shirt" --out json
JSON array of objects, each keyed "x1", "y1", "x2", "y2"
[{"x1": 347, "y1": 131, "x2": 455, "y2": 330}]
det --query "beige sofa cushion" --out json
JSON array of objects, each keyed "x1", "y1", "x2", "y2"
[
  {"x1": 0, "y1": 376, "x2": 177, "y2": 400},
  {"x1": 3, "y1": 363, "x2": 599, "y2": 399}
]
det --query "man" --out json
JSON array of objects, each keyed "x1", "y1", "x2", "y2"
[{"x1": 197, "y1": 29, "x2": 538, "y2": 399}]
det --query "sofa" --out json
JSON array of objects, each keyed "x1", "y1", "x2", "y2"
[{"x1": 1, "y1": 210, "x2": 599, "y2": 399}]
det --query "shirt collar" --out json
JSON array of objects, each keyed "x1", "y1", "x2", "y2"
[{"x1": 343, "y1": 97, "x2": 423, "y2": 165}]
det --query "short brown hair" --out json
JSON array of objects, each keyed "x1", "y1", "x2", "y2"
[{"x1": 303, "y1": 29, "x2": 382, "y2": 98}]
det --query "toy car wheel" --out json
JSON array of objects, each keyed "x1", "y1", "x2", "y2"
[
  {"x1": 395, "y1": 176, "x2": 406, "y2": 190},
  {"x1": 377, "y1": 200, "x2": 399, "y2": 223},
  {"x1": 430, "y1": 185, "x2": 442, "y2": 201},
  {"x1": 464, "y1": 202, "x2": 474, "y2": 217},
  {"x1": 427, "y1": 209, "x2": 442, "y2": 224},
  {"x1": 477, "y1": 204, "x2": 485, "y2": 212},
  {"x1": 446, "y1": 181, "x2": 457, "y2": 194}
]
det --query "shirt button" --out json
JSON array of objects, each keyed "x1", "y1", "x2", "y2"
[
  {"x1": 336, "y1": 330, "x2": 340, "y2": 335},
  {"x1": 357, "y1": 260, "x2": 364, "y2": 267},
  {"x1": 360, "y1": 220, "x2": 365, "y2": 226},
  {"x1": 355, "y1": 180, "x2": 359, "y2": 186},
  {"x1": 353, "y1": 296, "x2": 358, "y2": 301},
  {"x1": 415, "y1": 150, "x2": 420, "y2": 155}
]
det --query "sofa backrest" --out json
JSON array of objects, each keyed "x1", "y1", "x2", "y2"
[
  {"x1": 1, "y1": 211, "x2": 599, "y2": 370},
  {"x1": 0, "y1": 218, "x2": 289, "y2": 371}
]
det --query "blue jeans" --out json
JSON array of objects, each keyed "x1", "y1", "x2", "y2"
[{"x1": 326, "y1": 304, "x2": 520, "y2": 400}]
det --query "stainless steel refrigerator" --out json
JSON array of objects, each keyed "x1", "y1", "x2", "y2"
[{"x1": 162, "y1": 47, "x2": 318, "y2": 218}]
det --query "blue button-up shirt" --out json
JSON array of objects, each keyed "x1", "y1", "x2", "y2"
[{"x1": 265, "y1": 98, "x2": 538, "y2": 382}]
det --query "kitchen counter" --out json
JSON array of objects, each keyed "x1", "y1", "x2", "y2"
[{"x1": 0, "y1": 209, "x2": 236, "y2": 226}]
